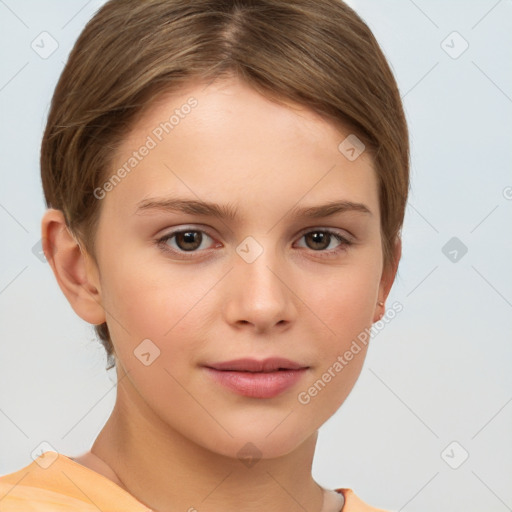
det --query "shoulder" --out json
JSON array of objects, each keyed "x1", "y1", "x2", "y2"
[
  {"x1": 0, "y1": 452, "x2": 98, "y2": 511},
  {"x1": 0, "y1": 451, "x2": 150, "y2": 511},
  {"x1": 336, "y1": 488, "x2": 393, "y2": 512}
]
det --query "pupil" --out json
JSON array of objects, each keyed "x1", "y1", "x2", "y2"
[
  {"x1": 178, "y1": 231, "x2": 201, "y2": 251},
  {"x1": 308, "y1": 232, "x2": 329, "y2": 250}
]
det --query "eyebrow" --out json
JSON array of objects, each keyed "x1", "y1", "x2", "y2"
[{"x1": 134, "y1": 197, "x2": 372, "y2": 220}]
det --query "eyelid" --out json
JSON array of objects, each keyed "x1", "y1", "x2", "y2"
[
  {"x1": 157, "y1": 224, "x2": 216, "y2": 240},
  {"x1": 295, "y1": 225, "x2": 354, "y2": 242},
  {"x1": 156, "y1": 226, "x2": 225, "y2": 262},
  {"x1": 158, "y1": 225, "x2": 353, "y2": 244},
  {"x1": 156, "y1": 224, "x2": 354, "y2": 258},
  {"x1": 158, "y1": 225, "x2": 219, "y2": 247}
]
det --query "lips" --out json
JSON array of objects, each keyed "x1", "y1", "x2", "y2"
[
  {"x1": 204, "y1": 357, "x2": 308, "y2": 373},
  {"x1": 202, "y1": 357, "x2": 310, "y2": 398}
]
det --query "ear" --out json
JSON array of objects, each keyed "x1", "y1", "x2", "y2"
[
  {"x1": 373, "y1": 237, "x2": 402, "y2": 323},
  {"x1": 41, "y1": 208, "x2": 106, "y2": 325}
]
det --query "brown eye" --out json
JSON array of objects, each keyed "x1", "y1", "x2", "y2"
[
  {"x1": 175, "y1": 231, "x2": 203, "y2": 251},
  {"x1": 158, "y1": 229, "x2": 216, "y2": 254},
  {"x1": 299, "y1": 230, "x2": 351, "y2": 251},
  {"x1": 304, "y1": 231, "x2": 331, "y2": 250}
]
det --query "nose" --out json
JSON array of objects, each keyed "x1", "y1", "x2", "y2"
[{"x1": 223, "y1": 242, "x2": 296, "y2": 333}]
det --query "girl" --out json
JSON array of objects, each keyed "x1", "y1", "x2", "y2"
[{"x1": 0, "y1": 1, "x2": 409, "y2": 510}]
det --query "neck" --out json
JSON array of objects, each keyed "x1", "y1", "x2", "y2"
[{"x1": 90, "y1": 375, "x2": 325, "y2": 512}]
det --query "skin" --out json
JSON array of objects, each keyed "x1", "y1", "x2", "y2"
[{"x1": 42, "y1": 75, "x2": 400, "y2": 512}]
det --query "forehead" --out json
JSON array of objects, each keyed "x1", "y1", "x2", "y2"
[{"x1": 102, "y1": 77, "x2": 379, "y2": 222}]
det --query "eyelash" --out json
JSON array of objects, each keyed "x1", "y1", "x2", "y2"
[{"x1": 156, "y1": 227, "x2": 353, "y2": 260}]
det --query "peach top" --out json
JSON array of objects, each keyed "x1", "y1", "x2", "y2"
[{"x1": 0, "y1": 451, "x2": 390, "y2": 511}]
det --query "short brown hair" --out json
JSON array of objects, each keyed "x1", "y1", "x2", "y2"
[{"x1": 41, "y1": 0, "x2": 410, "y2": 370}]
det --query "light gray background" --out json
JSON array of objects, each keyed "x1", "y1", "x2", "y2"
[{"x1": 1, "y1": 1, "x2": 511, "y2": 511}]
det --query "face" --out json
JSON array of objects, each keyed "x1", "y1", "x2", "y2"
[{"x1": 86, "y1": 76, "x2": 391, "y2": 459}]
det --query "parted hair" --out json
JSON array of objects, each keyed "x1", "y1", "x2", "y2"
[{"x1": 41, "y1": 0, "x2": 410, "y2": 370}]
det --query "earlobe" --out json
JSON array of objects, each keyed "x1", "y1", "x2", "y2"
[
  {"x1": 374, "y1": 237, "x2": 402, "y2": 323},
  {"x1": 41, "y1": 208, "x2": 106, "y2": 325}
]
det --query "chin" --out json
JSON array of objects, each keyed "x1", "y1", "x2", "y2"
[{"x1": 195, "y1": 422, "x2": 314, "y2": 463}]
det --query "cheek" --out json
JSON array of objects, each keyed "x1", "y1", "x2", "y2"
[
  {"x1": 293, "y1": 265, "x2": 378, "y2": 420},
  {"x1": 300, "y1": 259, "x2": 381, "y2": 343},
  {"x1": 98, "y1": 255, "x2": 217, "y2": 362}
]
